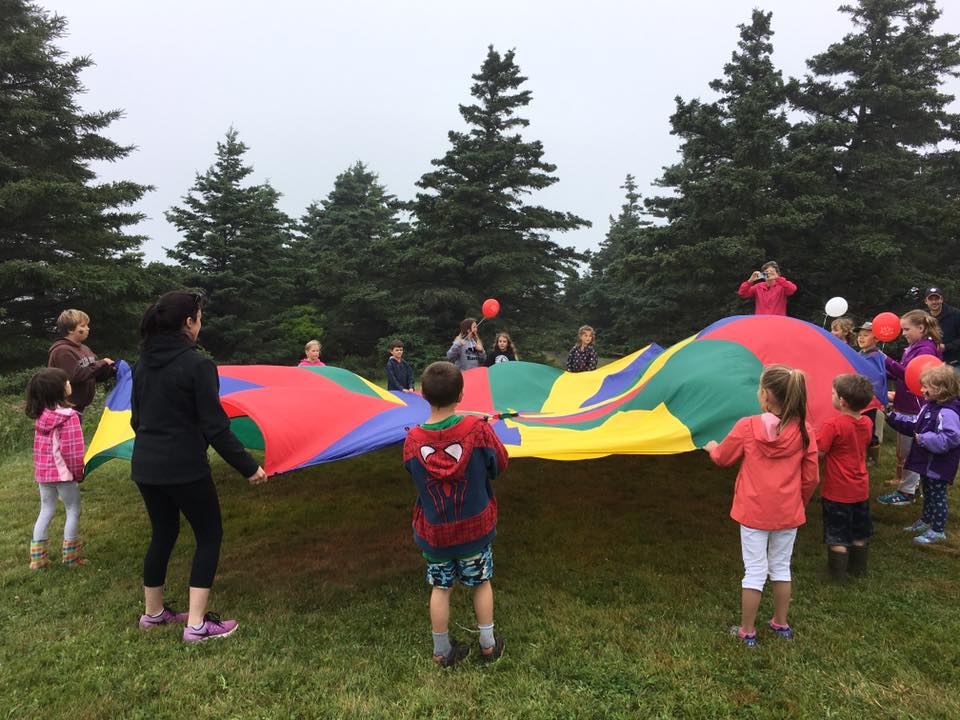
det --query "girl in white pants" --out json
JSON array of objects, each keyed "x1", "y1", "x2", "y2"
[{"x1": 705, "y1": 365, "x2": 820, "y2": 647}]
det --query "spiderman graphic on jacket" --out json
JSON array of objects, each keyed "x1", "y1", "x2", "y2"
[{"x1": 403, "y1": 415, "x2": 509, "y2": 558}]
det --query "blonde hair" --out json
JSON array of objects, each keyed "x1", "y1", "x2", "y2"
[
  {"x1": 56, "y1": 309, "x2": 90, "y2": 336},
  {"x1": 760, "y1": 364, "x2": 810, "y2": 448},
  {"x1": 494, "y1": 332, "x2": 520, "y2": 360},
  {"x1": 919, "y1": 364, "x2": 960, "y2": 403},
  {"x1": 830, "y1": 317, "x2": 855, "y2": 344},
  {"x1": 577, "y1": 325, "x2": 595, "y2": 348},
  {"x1": 304, "y1": 339, "x2": 321, "y2": 352},
  {"x1": 902, "y1": 310, "x2": 942, "y2": 344}
]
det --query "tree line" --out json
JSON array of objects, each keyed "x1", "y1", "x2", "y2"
[{"x1": 2, "y1": 0, "x2": 958, "y2": 375}]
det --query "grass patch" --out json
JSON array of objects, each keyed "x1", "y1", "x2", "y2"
[{"x1": 1, "y1": 437, "x2": 958, "y2": 718}]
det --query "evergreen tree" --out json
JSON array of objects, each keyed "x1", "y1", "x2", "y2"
[
  {"x1": 577, "y1": 175, "x2": 653, "y2": 350},
  {"x1": 295, "y1": 162, "x2": 407, "y2": 363},
  {"x1": 166, "y1": 128, "x2": 295, "y2": 362},
  {"x1": 0, "y1": 0, "x2": 153, "y2": 370},
  {"x1": 639, "y1": 9, "x2": 798, "y2": 342},
  {"x1": 405, "y1": 46, "x2": 589, "y2": 350},
  {"x1": 788, "y1": 0, "x2": 960, "y2": 315}
]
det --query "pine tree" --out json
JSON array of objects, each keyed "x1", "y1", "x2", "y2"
[
  {"x1": 405, "y1": 46, "x2": 589, "y2": 348},
  {"x1": 296, "y1": 162, "x2": 407, "y2": 363},
  {"x1": 640, "y1": 9, "x2": 798, "y2": 341},
  {"x1": 0, "y1": 0, "x2": 153, "y2": 370},
  {"x1": 166, "y1": 128, "x2": 295, "y2": 362},
  {"x1": 788, "y1": 0, "x2": 960, "y2": 316}
]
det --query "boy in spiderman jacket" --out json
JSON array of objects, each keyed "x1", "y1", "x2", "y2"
[{"x1": 403, "y1": 361, "x2": 509, "y2": 667}]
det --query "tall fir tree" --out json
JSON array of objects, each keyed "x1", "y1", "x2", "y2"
[
  {"x1": 576, "y1": 175, "x2": 653, "y2": 351},
  {"x1": 638, "y1": 9, "x2": 799, "y2": 342},
  {"x1": 0, "y1": 0, "x2": 154, "y2": 370},
  {"x1": 295, "y1": 161, "x2": 407, "y2": 364},
  {"x1": 405, "y1": 46, "x2": 589, "y2": 352},
  {"x1": 166, "y1": 128, "x2": 295, "y2": 362},
  {"x1": 788, "y1": 0, "x2": 960, "y2": 316}
]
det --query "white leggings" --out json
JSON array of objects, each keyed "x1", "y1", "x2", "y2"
[
  {"x1": 32, "y1": 482, "x2": 81, "y2": 542},
  {"x1": 895, "y1": 433, "x2": 920, "y2": 496},
  {"x1": 740, "y1": 525, "x2": 797, "y2": 591}
]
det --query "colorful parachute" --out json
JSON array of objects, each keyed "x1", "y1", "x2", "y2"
[{"x1": 85, "y1": 315, "x2": 885, "y2": 476}]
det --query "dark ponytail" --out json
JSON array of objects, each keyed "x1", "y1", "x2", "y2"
[{"x1": 140, "y1": 291, "x2": 202, "y2": 349}]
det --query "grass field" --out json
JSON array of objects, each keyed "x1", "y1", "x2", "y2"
[{"x1": 1, "y1": 436, "x2": 959, "y2": 719}]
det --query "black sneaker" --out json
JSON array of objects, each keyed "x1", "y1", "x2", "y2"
[
  {"x1": 481, "y1": 634, "x2": 505, "y2": 663},
  {"x1": 433, "y1": 639, "x2": 470, "y2": 668}
]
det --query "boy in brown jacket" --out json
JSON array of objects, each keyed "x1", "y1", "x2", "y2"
[{"x1": 47, "y1": 309, "x2": 116, "y2": 416}]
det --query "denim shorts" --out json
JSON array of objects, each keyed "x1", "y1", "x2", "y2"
[
  {"x1": 822, "y1": 499, "x2": 873, "y2": 546},
  {"x1": 425, "y1": 544, "x2": 493, "y2": 589}
]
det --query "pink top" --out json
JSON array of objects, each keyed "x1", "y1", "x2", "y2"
[
  {"x1": 709, "y1": 412, "x2": 819, "y2": 530},
  {"x1": 737, "y1": 276, "x2": 797, "y2": 315},
  {"x1": 33, "y1": 406, "x2": 85, "y2": 483},
  {"x1": 298, "y1": 359, "x2": 325, "y2": 367}
]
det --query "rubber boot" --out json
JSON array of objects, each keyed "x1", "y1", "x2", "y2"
[
  {"x1": 866, "y1": 444, "x2": 880, "y2": 467},
  {"x1": 827, "y1": 549, "x2": 849, "y2": 584},
  {"x1": 848, "y1": 545, "x2": 869, "y2": 578},
  {"x1": 30, "y1": 539, "x2": 51, "y2": 570},
  {"x1": 62, "y1": 538, "x2": 86, "y2": 567}
]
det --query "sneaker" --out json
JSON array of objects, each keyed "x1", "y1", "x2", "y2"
[
  {"x1": 432, "y1": 639, "x2": 470, "y2": 668},
  {"x1": 902, "y1": 520, "x2": 930, "y2": 535},
  {"x1": 139, "y1": 605, "x2": 189, "y2": 630},
  {"x1": 480, "y1": 634, "x2": 506, "y2": 663},
  {"x1": 913, "y1": 529, "x2": 947, "y2": 545},
  {"x1": 768, "y1": 620, "x2": 794, "y2": 640},
  {"x1": 729, "y1": 625, "x2": 757, "y2": 648},
  {"x1": 877, "y1": 491, "x2": 915, "y2": 506},
  {"x1": 182, "y1": 613, "x2": 239, "y2": 643}
]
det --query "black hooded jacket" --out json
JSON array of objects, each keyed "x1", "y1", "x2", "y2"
[{"x1": 130, "y1": 333, "x2": 258, "y2": 485}]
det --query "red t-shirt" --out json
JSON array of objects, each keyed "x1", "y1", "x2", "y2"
[{"x1": 816, "y1": 414, "x2": 872, "y2": 502}]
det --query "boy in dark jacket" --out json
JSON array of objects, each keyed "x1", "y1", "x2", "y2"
[
  {"x1": 385, "y1": 340, "x2": 414, "y2": 392},
  {"x1": 403, "y1": 361, "x2": 508, "y2": 666},
  {"x1": 47, "y1": 309, "x2": 116, "y2": 415}
]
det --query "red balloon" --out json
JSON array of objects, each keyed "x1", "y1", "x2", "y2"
[
  {"x1": 905, "y1": 354, "x2": 943, "y2": 397},
  {"x1": 482, "y1": 298, "x2": 500, "y2": 319},
  {"x1": 872, "y1": 312, "x2": 901, "y2": 342}
]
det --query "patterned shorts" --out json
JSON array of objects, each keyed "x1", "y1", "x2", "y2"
[
  {"x1": 822, "y1": 499, "x2": 873, "y2": 546},
  {"x1": 425, "y1": 544, "x2": 493, "y2": 589}
]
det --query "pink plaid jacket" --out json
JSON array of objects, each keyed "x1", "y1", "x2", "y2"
[{"x1": 33, "y1": 407, "x2": 85, "y2": 483}]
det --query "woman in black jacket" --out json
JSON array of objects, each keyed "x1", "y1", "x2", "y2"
[{"x1": 131, "y1": 292, "x2": 267, "y2": 643}]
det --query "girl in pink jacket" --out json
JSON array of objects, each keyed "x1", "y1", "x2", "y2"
[
  {"x1": 704, "y1": 365, "x2": 819, "y2": 647},
  {"x1": 26, "y1": 368, "x2": 86, "y2": 569}
]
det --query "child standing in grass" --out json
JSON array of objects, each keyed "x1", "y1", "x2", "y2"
[
  {"x1": 565, "y1": 325, "x2": 598, "y2": 373},
  {"x1": 885, "y1": 364, "x2": 960, "y2": 545},
  {"x1": 298, "y1": 339, "x2": 325, "y2": 367},
  {"x1": 704, "y1": 365, "x2": 819, "y2": 647},
  {"x1": 403, "y1": 361, "x2": 509, "y2": 666},
  {"x1": 26, "y1": 368, "x2": 86, "y2": 569},
  {"x1": 385, "y1": 340, "x2": 415, "y2": 392},
  {"x1": 879, "y1": 310, "x2": 942, "y2": 505},
  {"x1": 816, "y1": 374, "x2": 876, "y2": 582}
]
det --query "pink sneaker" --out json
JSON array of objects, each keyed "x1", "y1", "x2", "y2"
[
  {"x1": 139, "y1": 605, "x2": 189, "y2": 629},
  {"x1": 182, "y1": 613, "x2": 239, "y2": 643}
]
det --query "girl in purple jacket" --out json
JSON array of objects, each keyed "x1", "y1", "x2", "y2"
[
  {"x1": 879, "y1": 310, "x2": 943, "y2": 505},
  {"x1": 886, "y1": 364, "x2": 960, "y2": 544}
]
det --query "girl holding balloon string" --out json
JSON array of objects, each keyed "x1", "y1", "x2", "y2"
[
  {"x1": 878, "y1": 310, "x2": 943, "y2": 505},
  {"x1": 447, "y1": 318, "x2": 486, "y2": 371}
]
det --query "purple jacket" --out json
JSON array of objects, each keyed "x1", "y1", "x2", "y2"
[
  {"x1": 886, "y1": 399, "x2": 960, "y2": 484},
  {"x1": 884, "y1": 339, "x2": 942, "y2": 414}
]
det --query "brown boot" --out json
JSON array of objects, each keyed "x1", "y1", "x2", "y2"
[
  {"x1": 885, "y1": 461, "x2": 904, "y2": 486},
  {"x1": 866, "y1": 444, "x2": 880, "y2": 467}
]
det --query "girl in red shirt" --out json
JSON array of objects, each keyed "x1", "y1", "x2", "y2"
[{"x1": 704, "y1": 365, "x2": 819, "y2": 647}]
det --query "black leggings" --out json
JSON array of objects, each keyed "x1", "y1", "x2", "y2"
[{"x1": 136, "y1": 477, "x2": 223, "y2": 589}]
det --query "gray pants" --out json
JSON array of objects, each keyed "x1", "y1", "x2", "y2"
[
  {"x1": 896, "y1": 433, "x2": 920, "y2": 496},
  {"x1": 32, "y1": 482, "x2": 81, "y2": 542}
]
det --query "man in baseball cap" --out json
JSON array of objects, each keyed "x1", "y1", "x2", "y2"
[{"x1": 924, "y1": 288, "x2": 960, "y2": 367}]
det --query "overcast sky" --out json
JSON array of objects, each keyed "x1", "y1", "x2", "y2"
[{"x1": 40, "y1": 0, "x2": 960, "y2": 262}]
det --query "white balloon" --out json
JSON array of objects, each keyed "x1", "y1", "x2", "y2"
[{"x1": 824, "y1": 296, "x2": 848, "y2": 317}]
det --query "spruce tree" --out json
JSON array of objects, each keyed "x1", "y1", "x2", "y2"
[
  {"x1": 166, "y1": 128, "x2": 295, "y2": 362},
  {"x1": 789, "y1": 0, "x2": 960, "y2": 315},
  {"x1": 0, "y1": 0, "x2": 152, "y2": 370},
  {"x1": 296, "y1": 162, "x2": 407, "y2": 362},
  {"x1": 640, "y1": 10, "x2": 798, "y2": 341},
  {"x1": 405, "y1": 46, "x2": 589, "y2": 348}
]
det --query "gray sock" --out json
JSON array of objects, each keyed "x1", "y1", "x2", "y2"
[
  {"x1": 478, "y1": 623, "x2": 495, "y2": 650},
  {"x1": 432, "y1": 631, "x2": 451, "y2": 657}
]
